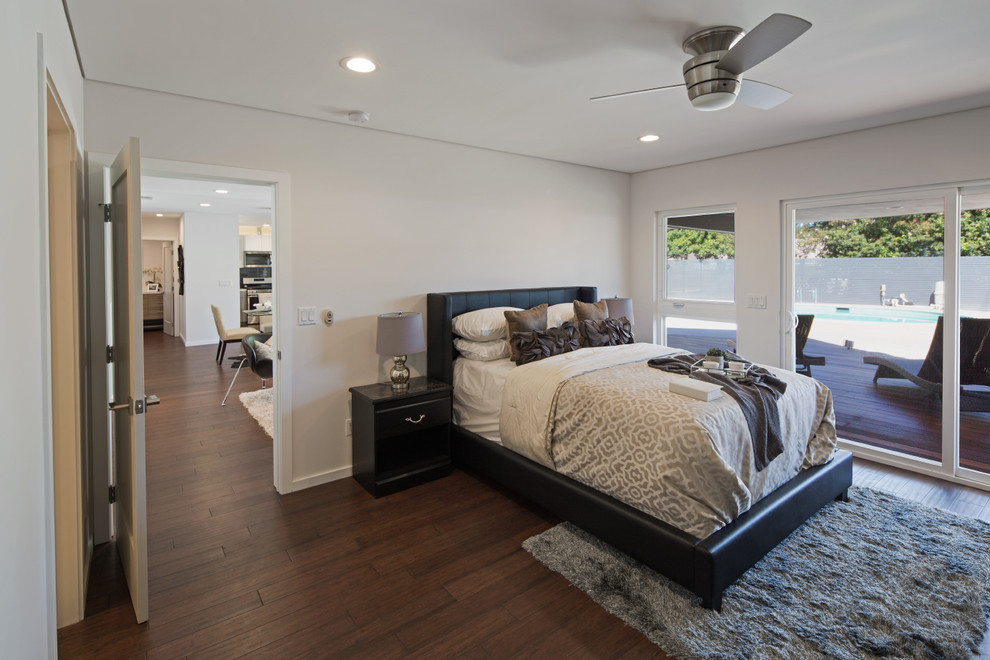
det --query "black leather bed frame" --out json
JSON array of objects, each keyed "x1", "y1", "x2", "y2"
[{"x1": 426, "y1": 286, "x2": 852, "y2": 611}]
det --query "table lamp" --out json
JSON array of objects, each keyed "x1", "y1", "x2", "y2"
[
  {"x1": 605, "y1": 297, "x2": 634, "y2": 324},
  {"x1": 376, "y1": 312, "x2": 427, "y2": 391}
]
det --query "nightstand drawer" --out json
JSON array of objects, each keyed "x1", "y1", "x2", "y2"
[{"x1": 375, "y1": 397, "x2": 450, "y2": 439}]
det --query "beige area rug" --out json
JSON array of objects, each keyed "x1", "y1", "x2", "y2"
[{"x1": 239, "y1": 388, "x2": 273, "y2": 438}]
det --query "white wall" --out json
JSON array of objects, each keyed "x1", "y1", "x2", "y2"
[
  {"x1": 141, "y1": 240, "x2": 165, "y2": 278},
  {"x1": 182, "y1": 211, "x2": 240, "y2": 346},
  {"x1": 84, "y1": 81, "x2": 630, "y2": 490},
  {"x1": 2, "y1": 1, "x2": 84, "y2": 656},
  {"x1": 631, "y1": 106, "x2": 990, "y2": 367}
]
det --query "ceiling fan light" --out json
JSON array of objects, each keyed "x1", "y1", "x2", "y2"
[{"x1": 690, "y1": 91, "x2": 737, "y2": 111}]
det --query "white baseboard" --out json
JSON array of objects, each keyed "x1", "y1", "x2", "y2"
[
  {"x1": 279, "y1": 466, "x2": 353, "y2": 494},
  {"x1": 184, "y1": 338, "x2": 217, "y2": 347}
]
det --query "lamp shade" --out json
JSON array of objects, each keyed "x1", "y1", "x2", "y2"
[
  {"x1": 376, "y1": 312, "x2": 427, "y2": 356},
  {"x1": 605, "y1": 297, "x2": 634, "y2": 325}
]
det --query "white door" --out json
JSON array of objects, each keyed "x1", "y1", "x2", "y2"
[
  {"x1": 162, "y1": 241, "x2": 175, "y2": 336},
  {"x1": 108, "y1": 137, "x2": 150, "y2": 623}
]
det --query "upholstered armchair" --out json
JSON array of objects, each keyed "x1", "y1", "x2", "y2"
[
  {"x1": 242, "y1": 334, "x2": 274, "y2": 387},
  {"x1": 221, "y1": 334, "x2": 274, "y2": 406}
]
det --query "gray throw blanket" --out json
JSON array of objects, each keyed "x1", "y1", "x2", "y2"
[{"x1": 647, "y1": 354, "x2": 787, "y2": 471}]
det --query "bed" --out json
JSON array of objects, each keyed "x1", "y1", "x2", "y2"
[{"x1": 426, "y1": 286, "x2": 852, "y2": 611}]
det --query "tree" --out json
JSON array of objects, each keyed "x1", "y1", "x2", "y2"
[
  {"x1": 795, "y1": 210, "x2": 990, "y2": 258},
  {"x1": 666, "y1": 229, "x2": 735, "y2": 259}
]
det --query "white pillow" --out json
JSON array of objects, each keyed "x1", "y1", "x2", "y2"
[
  {"x1": 454, "y1": 338, "x2": 510, "y2": 361},
  {"x1": 452, "y1": 306, "x2": 520, "y2": 341},
  {"x1": 547, "y1": 302, "x2": 575, "y2": 328}
]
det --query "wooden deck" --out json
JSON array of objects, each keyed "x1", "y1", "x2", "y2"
[{"x1": 667, "y1": 330, "x2": 990, "y2": 473}]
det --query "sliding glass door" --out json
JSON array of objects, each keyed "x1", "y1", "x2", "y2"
[
  {"x1": 957, "y1": 188, "x2": 990, "y2": 477},
  {"x1": 785, "y1": 185, "x2": 990, "y2": 485}
]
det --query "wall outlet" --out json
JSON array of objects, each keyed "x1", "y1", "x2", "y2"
[{"x1": 344, "y1": 419, "x2": 352, "y2": 437}]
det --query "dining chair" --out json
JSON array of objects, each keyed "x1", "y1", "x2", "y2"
[{"x1": 211, "y1": 304, "x2": 260, "y2": 363}]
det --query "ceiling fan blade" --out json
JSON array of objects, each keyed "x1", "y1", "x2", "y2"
[
  {"x1": 735, "y1": 79, "x2": 792, "y2": 109},
  {"x1": 590, "y1": 82, "x2": 684, "y2": 101},
  {"x1": 715, "y1": 13, "x2": 811, "y2": 75}
]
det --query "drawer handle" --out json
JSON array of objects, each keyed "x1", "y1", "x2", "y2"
[{"x1": 405, "y1": 414, "x2": 426, "y2": 424}]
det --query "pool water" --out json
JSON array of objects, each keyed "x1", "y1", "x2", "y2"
[{"x1": 795, "y1": 306, "x2": 941, "y2": 324}]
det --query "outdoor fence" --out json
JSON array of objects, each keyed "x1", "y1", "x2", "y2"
[{"x1": 666, "y1": 256, "x2": 990, "y2": 311}]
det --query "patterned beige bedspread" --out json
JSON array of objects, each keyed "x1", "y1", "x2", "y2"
[{"x1": 499, "y1": 344, "x2": 837, "y2": 538}]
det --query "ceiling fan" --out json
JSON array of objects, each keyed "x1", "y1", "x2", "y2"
[{"x1": 592, "y1": 13, "x2": 811, "y2": 111}]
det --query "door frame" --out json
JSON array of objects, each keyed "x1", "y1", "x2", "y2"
[
  {"x1": 46, "y1": 72, "x2": 89, "y2": 628},
  {"x1": 85, "y1": 156, "x2": 293, "y2": 502}
]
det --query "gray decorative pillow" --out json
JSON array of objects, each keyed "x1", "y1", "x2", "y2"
[
  {"x1": 504, "y1": 304, "x2": 548, "y2": 361},
  {"x1": 573, "y1": 299, "x2": 608, "y2": 323},
  {"x1": 509, "y1": 323, "x2": 580, "y2": 365},
  {"x1": 579, "y1": 317, "x2": 633, "y2": 348}
]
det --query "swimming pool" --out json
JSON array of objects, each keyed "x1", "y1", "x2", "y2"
[{"x1": 795, "y1": 306, "x2": 941, "y2": 324}]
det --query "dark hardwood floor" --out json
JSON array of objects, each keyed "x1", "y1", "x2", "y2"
[{"x1": 58, "y1": 332, "x2": 990, "y2": 659}]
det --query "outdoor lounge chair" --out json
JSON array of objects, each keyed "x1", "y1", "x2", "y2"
[
  {"x1": 796, "y1": 314, "x2": 826, "y2": 376},
  {"x1": 863, "y1": 316, "x2": 990, "y2": 412}
]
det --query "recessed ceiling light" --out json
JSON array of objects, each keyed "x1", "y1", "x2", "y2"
[
  {"x1": 340, "y1": 56, "x2": 377, "y2": 73},
  {"x1": 215, "y1": 189, "x2": 229, "y2": 194},
  {"x1": 262, "y1": 224, "x2": 271, "y2": 227},
  {"x1": 156, "y1": 213, "x2": 163, "y2": 217},
  {"x1": 639, "y1": 134, "x2": 660, "y2": 143},
  {"x1": 200, "y1": 203, "x2": 211, "y2": 207}
]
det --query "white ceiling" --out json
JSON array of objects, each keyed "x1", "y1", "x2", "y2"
[
  {"x1": 65, "y1": 0, "x2": 990, "y2": 175},
  {"x1": 140, "y1": 176, "x2": 273, "y2": 225}
]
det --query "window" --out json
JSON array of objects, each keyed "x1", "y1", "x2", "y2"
[{"x1": 657, "y1": 207, "x2": 736, "y2": 352}]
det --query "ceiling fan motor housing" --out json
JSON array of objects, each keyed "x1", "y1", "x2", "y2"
[{"x1": 681, "y1": 26, "x2": 745, "y2": 111}]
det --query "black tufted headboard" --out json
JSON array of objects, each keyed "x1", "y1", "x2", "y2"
[{"x1": 426, "y1": 286, "x2": 597, "y2": 386}]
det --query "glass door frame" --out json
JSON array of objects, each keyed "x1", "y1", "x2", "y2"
[
  {"x1": 655, "y1": 204, "x2": 737, "y2": 346},
  {"x1": 782, "y1": 183, "x2": 990, "y2": 489}
]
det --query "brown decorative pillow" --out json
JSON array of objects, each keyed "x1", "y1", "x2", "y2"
[
  {"x1": 509, "y1": 324, "x2": 580, "y2": 365},
  {"x1": 504, "y1": 304, "x2": 548, "y2": 361},
  {"x1": 579, "y1": 317, "x2": 634, "y2": 348},
  {"x1": 573, "y1": 299, "x2": 608, "y2": 323}
]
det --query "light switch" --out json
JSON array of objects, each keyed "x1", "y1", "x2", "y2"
[
  {"x1": 747, "y1": 295, "x2": 767, "y2": 309},
  {"x1": 298, "y1": 306, "x2": 317, "y2": 325}
]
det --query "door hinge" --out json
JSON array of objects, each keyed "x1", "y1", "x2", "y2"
[
  {"x1": 106, "y1": 345, "x2": 114, "y2": 363},
  {"x1": 108, "y1": 485, "x2": 117, "y2": 504},
  {"x1": 103, "y1": 203, "x2": 111, "y2": 223}
]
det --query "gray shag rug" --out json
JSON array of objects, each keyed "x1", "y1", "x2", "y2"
[{"x1": 523, "y1": 487, "x2": 990, "y2": 659}]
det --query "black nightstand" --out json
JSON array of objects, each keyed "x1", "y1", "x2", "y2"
[{"x1": 349, "y1": 377, "x2": 452, "y2": 497}]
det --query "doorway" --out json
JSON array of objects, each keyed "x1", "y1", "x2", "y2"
[{"x1": 133, "y1": 159, "x2": 293, "y2": 494}]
